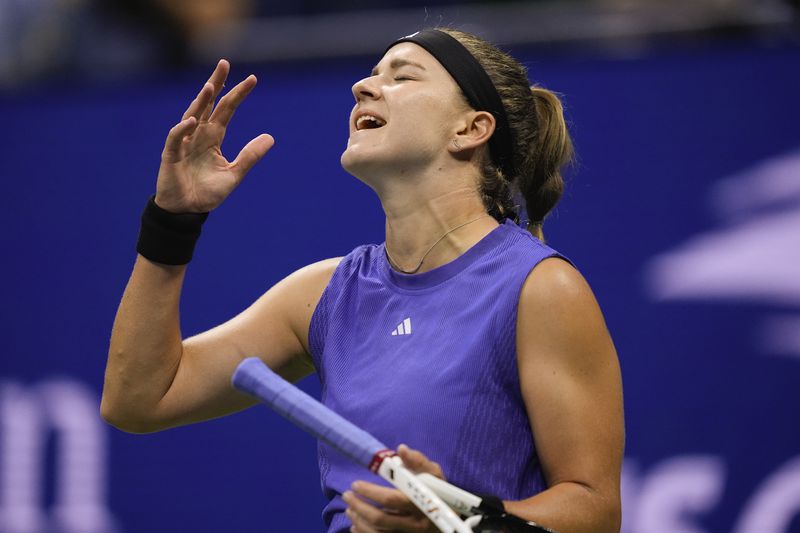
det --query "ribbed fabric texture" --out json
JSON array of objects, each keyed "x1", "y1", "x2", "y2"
[{"x1": 309, "y1": 220, "x2": 568, "y2": 532}]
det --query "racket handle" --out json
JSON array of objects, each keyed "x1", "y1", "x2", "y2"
[{"x1": 232, "y1": 357, "x2": 389, "y2": 469}]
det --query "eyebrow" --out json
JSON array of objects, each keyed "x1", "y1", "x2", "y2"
[{"x1": 371, "y1": 58, "x2": 427, "y2": 76}]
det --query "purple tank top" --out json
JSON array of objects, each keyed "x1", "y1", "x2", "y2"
[{"x1": 308, "y1": 220, "x2": 568, "y2": 532}]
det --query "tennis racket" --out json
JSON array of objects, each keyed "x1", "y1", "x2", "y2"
[{"x1": 232, "y1": 357, "x2": 556, "y2": 533}]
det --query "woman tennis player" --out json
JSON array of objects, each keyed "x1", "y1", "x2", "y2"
[{"x1": 102, "y1": 28, "x2": 624, "y2": 533}]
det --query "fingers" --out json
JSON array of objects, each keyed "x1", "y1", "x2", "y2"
[
  {"x1": 200, "y1": 59, "x2": 230, "y2": 121},
  {"x1": 397, "y1": 444, "x2": 444, "y2": 478},
  {"x1": 181, "y1": 60, "x2": 230, "y2": 121},
  {"x1": 230, "y1": 133, "x2": 275, "y2": 181},
  {"x1": 350, "y1": 481, "x2": 417, "y2": 513},
  {"x1": 178, "y1": 62, "x2": 259, "y2": 158},
  {"x1": 181, "y1": 83, "x2": 214, "y2": 122},
  {"x1": 162, "y1": 116, "x2": 199, "y2": 162},
  {"x1": 209, "y1": 74, "x2": 258, "y2": 128},
  {"x1": 344, "y1": 488, "x2": 431, "y2": 533},
  {"x1": 347, "y1": 505, "x2": 430, "y2": 533}
]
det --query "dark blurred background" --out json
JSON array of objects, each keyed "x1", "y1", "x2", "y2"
[
  {"x1": 1, "y1": 1, "x2": 799, "y2": 532},
  {"x1": 2, "y1": 0, "x2": 798, "y2": 88}
]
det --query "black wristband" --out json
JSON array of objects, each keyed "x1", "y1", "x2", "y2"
[
  {"x1": 476, "y1": 493, "x2": 505, "y2": 515},
  {"x1": 136, "y1": 195, "x2": 209, "y2": 265}
]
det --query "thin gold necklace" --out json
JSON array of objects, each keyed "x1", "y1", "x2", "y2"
[{"x1": 384, "y1": 214, "x2": 492, "y2": 274}]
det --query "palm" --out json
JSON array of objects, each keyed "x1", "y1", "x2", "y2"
[
  {"x1": 163, "y1": 123, "x2": 238, "y2": 209},
  {"x1": 155, "y1": 60, "x2": 274, "y2": 214}
]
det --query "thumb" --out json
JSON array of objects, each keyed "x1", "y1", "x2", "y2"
[
  {"x1": 397, "y1": 444, "x2": 444, "y2": 479},
  {"x1": 231, "y1": 133, "x2": 275, "y2": 182}
]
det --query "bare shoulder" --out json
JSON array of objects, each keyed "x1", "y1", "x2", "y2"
[
  {"x1": 519, "y1": 257, "x2": 601, "y2": 322},
  {"x1": 516, "y1": 255, "x2": 615, "y2": 372},
  {"x1": 522, "y1": 256, "x2": 591, "y2": 299}
]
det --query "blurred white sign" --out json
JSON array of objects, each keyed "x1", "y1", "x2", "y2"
[
  {"x1": 0, "y1": 379, "x2": 117, "y2": 533},
  {"x1": 645, "y1": 148, "x2": 800, "y2": 356}
]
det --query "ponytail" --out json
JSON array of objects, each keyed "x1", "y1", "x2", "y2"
[{"x1": 523, "y1": 87, "x2": 573, "y2": 240}]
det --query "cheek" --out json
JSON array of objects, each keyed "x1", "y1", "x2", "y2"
[{"x1": 394, "y1": 96, "x2": 454, "y2": 141}]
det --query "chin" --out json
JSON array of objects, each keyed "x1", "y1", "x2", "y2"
[
  {"x1": 340, "y1": 147, "x2": 359, "y2": 175},
  {"x1": 341, "y1": 146, "x2": 379, "y2": 181}
]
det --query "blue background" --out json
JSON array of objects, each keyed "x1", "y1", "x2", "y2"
[{"x1": 1, "y1": 37, "x2": 799, "y2": 532}]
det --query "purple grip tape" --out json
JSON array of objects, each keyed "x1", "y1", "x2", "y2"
[{"x1": 232, "y1": 357, "x2": 388, "y2": 468}]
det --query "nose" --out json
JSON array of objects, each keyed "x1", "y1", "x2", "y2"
[{"x1": 351, "y1": 75, "x2": 381, "y2": 102}]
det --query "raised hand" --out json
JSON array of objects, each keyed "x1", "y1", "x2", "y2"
[
  {"x1": 155, "y1": 59, "x2": 275, "y2": 213},
  {"x1": 343, "y1": 444, "x2": 445, "y2": 533}
]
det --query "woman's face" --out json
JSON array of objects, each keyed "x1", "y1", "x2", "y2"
[{"x1": 340, "y1": 42, "x2": 472, "y2": 182}]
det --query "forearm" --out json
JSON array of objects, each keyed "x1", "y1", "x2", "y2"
[
  {"x1": 504, "y1": 481, "x2": 621, "y2": 533},
  {"x1": 101, "y1": 255, "x2": 188, "y2": 432}
]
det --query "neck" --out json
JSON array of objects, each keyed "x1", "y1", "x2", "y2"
[{"x1": 381, "y1": 184, "x2": 498, "y2": 274}]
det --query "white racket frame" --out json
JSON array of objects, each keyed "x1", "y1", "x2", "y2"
[{"x1": 376, "y1": 455, "x2": 472, "y2": 532}]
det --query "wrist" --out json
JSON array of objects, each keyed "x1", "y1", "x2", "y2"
[
  {"x1": 153, "y1": 193, "x2": 205, "y2": 214},
  {"x1": 152, "y1": 194, "x2": 179, "y2": 213},
  {"x1": 136, "y1": 195, "x2": 209, "y2": 265}
]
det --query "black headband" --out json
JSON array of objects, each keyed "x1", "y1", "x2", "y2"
[{"x1": 386, "y1": 29, "x2": 514, "y2": 178}]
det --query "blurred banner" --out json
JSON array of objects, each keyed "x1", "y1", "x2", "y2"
[{"x1": 1, "y1": 32, "x2": 799, "y2": 533}]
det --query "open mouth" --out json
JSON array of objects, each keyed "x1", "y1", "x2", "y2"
[{"x1": 355, "y1": 114, "x2": 387, "y2": 131}]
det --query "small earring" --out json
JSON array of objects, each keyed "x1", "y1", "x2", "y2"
[{"x1": 452, "y1": 139, "x2": 462, "y2": 150}]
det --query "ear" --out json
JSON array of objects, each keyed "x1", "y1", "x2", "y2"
[{"x1": 448, "y1": 111, "x2": 496, "y2": 154}]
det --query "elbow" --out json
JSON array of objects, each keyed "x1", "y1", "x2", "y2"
[
  {"x1": 607, "y1": 499, "x2": 622, "y2": 533},
  {"x1": 101, "y1": 350, "x2": 176, "y2": 434},
  {"x1": 600, "y1": 491, "x2": 622, "y2": 533},
  {"x1": 100, "y1": 394, "x2": 164, "y2": 435},
  {"x1": 575, "y1": 481, "x2": 622, "y2": 533}
]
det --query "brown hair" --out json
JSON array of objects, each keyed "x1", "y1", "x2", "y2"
[{"x1": 441, "y1": 28, "x2": 574, "y2": 240}]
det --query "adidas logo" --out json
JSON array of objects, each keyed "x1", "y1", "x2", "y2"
[{"x1": 391, "y1": 318, "x2": 412, "y2": 336}]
